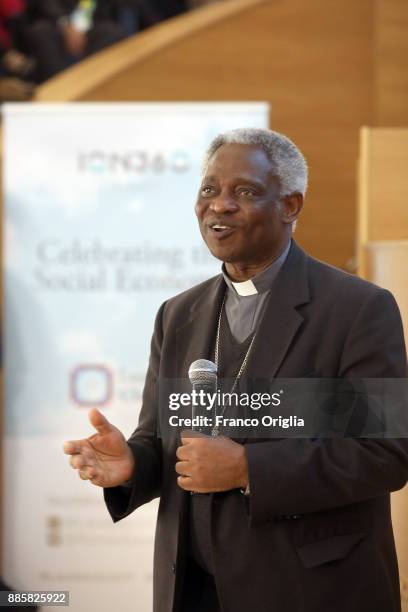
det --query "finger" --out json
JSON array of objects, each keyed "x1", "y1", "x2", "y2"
[
  {"x1": 69, "y1": 453, "x2": 95, "y2": 470},
  {"x1": 176, "y1": 446, "x2": 189, "y2": 460},
  {"x1": 88, "y1": 408, "x2": 114, "y2": 435},
  {"x1": 180, "y1": 439, "x2": 190, "y2": 447},
  {"x1": 79, "y1": 466, "x2": 96, "y2": 481},
  {"x1": 63, "y1": 440, "x2": 84, "y2": 455},
  {"x1": 89, "y1": 475, "x2": 103, "y2": 487},
  {"x1": 69, "y1": 455, "x2": 86, "y2": 470},
  {"x1": 175, "y1": 461, "x2": 190, "y2": 476},
  {"x1": 177, "y1": 475, "x2": 194, "y2": 491}
]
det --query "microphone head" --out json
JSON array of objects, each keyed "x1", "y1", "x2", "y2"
[{"x1": 188, "y1": 359, "x2": 217, "y2": 386}]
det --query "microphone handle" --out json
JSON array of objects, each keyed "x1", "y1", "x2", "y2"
[
  {"x1": 189, "y1": 382, "x2": 216, "y2": 496},
  {"x1": 191, "y1": 382, "x2": 216, "y2": 432}
]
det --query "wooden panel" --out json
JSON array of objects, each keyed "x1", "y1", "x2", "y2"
[
  {"x1": 358, "y1": 128, "x2": 408, "y2": 275},
  {"x1": 368, "y1": 129, "x2": 408, "y2": 242},
  {"x1": 365, "y1": 241, "x2": 408, "y2": 343},
  {"x1": 87, "y1": 0, "x2": 373, "y2": 125},
  {"x1": 393, "y1": 487, "x2": 408, "y2": 612},
  {"x1": 35, "y1": 0, "x2": 266, "y2": 103},
  {"x1": 374, "y1": 0, "x2": 408, "y2": 125},
  {"x1": 364, "y1": 240, "x2": 408, "y2": 612}
]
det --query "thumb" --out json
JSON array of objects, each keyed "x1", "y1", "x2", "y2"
[{"x1": 89, "y1": 408, "x2": 114, "y2": 435}]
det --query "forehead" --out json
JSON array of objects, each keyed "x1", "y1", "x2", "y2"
[{"x1": 203, "y1": 143, "x2": 274, "y2": 182}]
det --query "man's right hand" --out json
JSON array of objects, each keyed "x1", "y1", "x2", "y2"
[{"x1": 63, "y1": 409, "x2": 135, "y2": 488}]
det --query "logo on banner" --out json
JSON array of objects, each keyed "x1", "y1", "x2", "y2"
[{"x1": 78, "y1": 150, "x2": 191, "y2": 174}]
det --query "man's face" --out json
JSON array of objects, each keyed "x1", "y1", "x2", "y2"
[{"x1": 195, "y1": 143, "x2": 288, "y2": 269}]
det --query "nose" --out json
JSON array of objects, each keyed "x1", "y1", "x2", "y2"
[{"x1": 209, "y1": 192, "x2": 239, "y2": 214}]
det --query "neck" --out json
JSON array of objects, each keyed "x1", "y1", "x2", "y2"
[{"x1": 225, "y1": 241, "x2": 290, "y2": 282}]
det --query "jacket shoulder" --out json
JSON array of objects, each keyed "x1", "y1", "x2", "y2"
[
  {"x1": 166, "y1": 274, "x2": 221, "y2": 306},
  {"x1": 306, "y1": 254, "x2": 387, "y2": 303},
  {"x1": 160, "y1": 273, "x2": 222, "y2": 327}
]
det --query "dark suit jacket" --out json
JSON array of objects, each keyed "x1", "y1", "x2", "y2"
[{"x1": 105, "y1": 241, "x2": 408, "y2": 612}]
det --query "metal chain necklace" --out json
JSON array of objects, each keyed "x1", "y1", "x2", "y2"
[{"x1": 212, "y1": 292, "x2": 257, "y2": 436}]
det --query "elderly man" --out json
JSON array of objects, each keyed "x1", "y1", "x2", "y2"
[{"x1": 64, "y1": 128, "x2": 408, "y2": 612}]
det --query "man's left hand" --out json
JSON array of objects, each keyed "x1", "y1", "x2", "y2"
[{"x1": 175, "y1": 432, "x2": 249, "y2": 493}]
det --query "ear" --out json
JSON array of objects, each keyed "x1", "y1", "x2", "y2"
[{"x1": 280, "y1": 192, "x2": 304, "y2": 225}]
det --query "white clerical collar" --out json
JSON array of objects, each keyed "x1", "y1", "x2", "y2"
[
  {"x1": 222, "y1": 240, "x2": 292, "y2": 296},
  {"x1": 230, "y1": 279, "x2": 258, "y2": 296}
]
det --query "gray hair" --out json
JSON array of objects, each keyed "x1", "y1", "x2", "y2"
[{"x1": 202, "y1": 128, "x2": 308, "y2": 197}]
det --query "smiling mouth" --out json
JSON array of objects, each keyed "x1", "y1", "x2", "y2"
[{"x1": 208, "y1": 224, "x2": 236, "y2": 238}]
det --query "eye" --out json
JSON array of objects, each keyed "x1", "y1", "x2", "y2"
[
  {"x1": 200, "y1": 185, "x2": 216, "y2": 197},
  {"x1": 238, "y1": 189, "x2": 257, "y2": 199}
]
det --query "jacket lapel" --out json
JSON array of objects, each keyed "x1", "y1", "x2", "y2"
[
  {"x1": 172, "y1": 244, "x2": 311, "y2": 504},
  {"x1": 174, "y1": 242, "x2": 311, "y2": 383},
  {"x1": 175, "y1": 275, "x2": 226, "y2": 378},
  {"x1": 244, "y1": 241, "x2": 311, "y2": 380}
]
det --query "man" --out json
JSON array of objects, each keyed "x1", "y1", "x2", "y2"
[{"x1": 64, "y1": 128, "x2": 408, "y2": 612}]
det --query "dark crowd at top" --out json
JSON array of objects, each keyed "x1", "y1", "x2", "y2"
[{"x1": 0, "y1": 0, "x2": 217, "y2": 101}]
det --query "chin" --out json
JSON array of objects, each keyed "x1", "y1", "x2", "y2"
[
  {"x1": 206, "y1": 246, "x2": 235, "y2": 263},
  {"x1": 208, "y1": 251, "x2": 227, "y2": 263}
]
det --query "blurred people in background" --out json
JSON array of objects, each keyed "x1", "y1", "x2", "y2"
[
  {"x1": 0, "y1": 0, "x2": 198, "y2": 87},
  {"x1": 25, "y1": 0, "x2": 189, "y2": 83},
  {"x1": 148, "y1": 0, "x2": 187, "y2": 20},
  {"x1": 188, "y1": 0, "x2": 229, "y2": 6},
  {"x1": 115, "y1": 0, "x2": 187, "y2": 36},
  {"x1": 25, "y1": 0, "x2": 126, "y2": 82},
  {"x1": 0, "y1": 0, "x2": 35, "y2": 100}
]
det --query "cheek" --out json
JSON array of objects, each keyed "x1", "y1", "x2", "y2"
[
  {"x1": 245, "y1": 213, "x2": 280, "y2": 240},
  {"x1": 195, "y1": 201, "x2": 205, "y2": 221},
  {"x1": 244, "y1": 209, "x2": 272, "y2": 228},
  {"x1": 251, "y1": 206, "x2": 280, "y2": 225}
]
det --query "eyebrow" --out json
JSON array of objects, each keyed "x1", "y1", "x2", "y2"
[{"x1": 202, "y1": 175, "x2": 267, "y2": 189}]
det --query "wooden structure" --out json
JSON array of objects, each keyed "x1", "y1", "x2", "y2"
[
  {"x1": 358, "y1": 128, "x2": 408, "y2": 612},
  {"x1": 358, "y1": 128, "x2": 408, "y2": 277}
]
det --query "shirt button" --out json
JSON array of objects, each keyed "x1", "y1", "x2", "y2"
[{"x1": 172, "y1": 563, "x2": 176, "y2": 574}]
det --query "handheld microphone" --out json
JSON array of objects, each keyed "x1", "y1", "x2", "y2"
[
  {"x1": 188, "y1": 359, "x2": 217, "y2": 433},
  {"x1": 187, "y1": 359, "x2": 217, "y2": 496}
]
